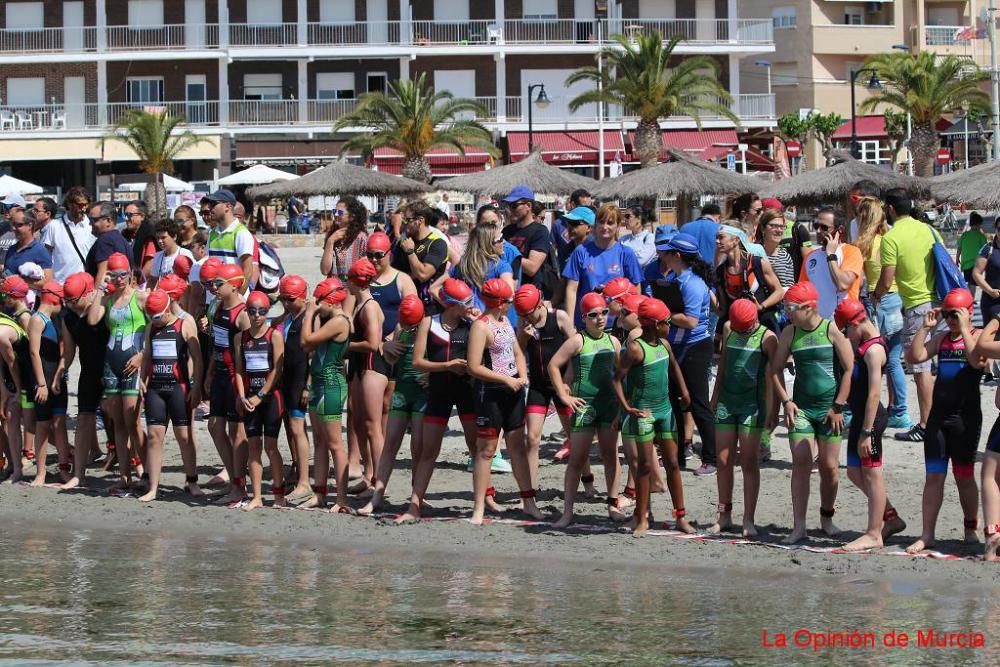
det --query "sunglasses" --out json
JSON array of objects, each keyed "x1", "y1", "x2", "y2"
[
  {"x1": 586, "y1": 309, "x2": 610, "y2": 319},
  {"x1": 65, "y1": 295, "x2": 82, "y2": 304},
  {"x1": 785, "y1": 303, "x2": 812, "y2": 312},
  {"x1": 334, "y1": 210, "x2": 346, "y2": 216},
  {"x1": 208, "y1": 279, "x2": 226, "y2": 289},
  {"x1": 279, "y1": 294, "x2": 296, "y2": 302},
  {"x1": 247, "y1": 307, "x2": 269, "y2": 316},
  {"x1": 813, "y1": 223, "x2": 833, "y2": 231},
  {"x1": 11, "y1": 222, "x2": 29, "y2": 229},
  {"x1": 109, "y1": 271, "x2": 130, "y2": 280},
  {"x1": 365, "y1": 252, "x2": 386, "y2": 261},
  {"x1": 492, "y1": 238, "x2": 504, "y2": 244},
  {"x1": 444, "y1": 297, "x2": 474, "y2": 308},
  {"x1": 944, "y1": 310, "x2": 962, "y2": 320}
]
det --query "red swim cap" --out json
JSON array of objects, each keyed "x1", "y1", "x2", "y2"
[
  {"x1": 638, "y1": 298, "x2": 670, "y2": 325},
  {"x1": 513, "y1": 284, "x2": 543, "y2": 315},
  {"x1": 481, "y1": 278, "x2": 514, "y2": 308},
  {"x1": 367, "y1": 231, "x2": 391, "y2": 254},
  {"x1": 314, "y1": 277, "x2": 347, "y2": 304},
  {"x1": 63, "y1": 272, "x2": 95, "y2": 301},
  {"x1": 158, "y1": 274, "x2": 188, "y2": 301},
  {"x1": 144, "y1": 289, "x2": 171, "y2": 317},
  {"x1": 399, "y1": 294, "x2": 425, "y2": 327},
  {"x1": 347, "y1": 258, "x2": 378, "y2": 287},
  {"x1": 833, "y1": 298, "x2": 867, "y2": 330},
  {"x1": 247, "y1": 290, "x2": 271, "y2": 309},
  {"x1": 40, "y1": 281, "x2": 63, "y2": 306},
  {"x1": 172, "y1": 254, "x2": 193, "y2": 280},
  {"x1": 784, "y1": 281, "x2": 819, "y2": 307},
  {"x1": 728, "y1": 298, "x2": 759, "y2": 333},
  {"x1": 279, "y1": 274, "x2": 308, "y2": 300},
  {"x1": 580, "y1": 292, "x2": 606, "y2": 314},
  {"x1": 217, "y1": 263, "x2": 244, "y2": 284},
  {"x1": 1, "y1": 275, "x2": 29, "y2": 299},
  {"x1": 603, "y1": 276, "x2": 634, "y2": 302},
  {"x1": 107, "y1": 252, "x2": 130, "y2": 272},
  {"x1": 200, "y1": 257, "x2": 222, "y2": 282},
  {"x1": 441, "y1": 278, "x2": 474, "y2": 305},
  {"x1": 943, "y1": 288, "x2": 975, "y2": 313}
]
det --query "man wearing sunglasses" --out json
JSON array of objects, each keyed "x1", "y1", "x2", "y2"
[
  {"x1": 797, "y1": 208, "x2": 862, "y2": 319},
  {"x1": 84, "y1": 201, "x2": 132, "y2": 287},
  {"x1": 1, "y1": 196, "x2": 51, "y2": 280},
  {"x1": 501, "y1": 186, "x2": 556, "y2": 298},
  {"x1": 392, "y1": 200, "x2": 449, "y2": 313},
  {"x1": 206, "y1": 190, "x2": 256, "y2": 293}
]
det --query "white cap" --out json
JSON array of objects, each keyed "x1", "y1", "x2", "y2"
[
  {"x1": 18, "y1": 262, "x2": 44, "y2": 281},
  {"x1": 2, "y1": 194, "x2": 26, "y2": 209}
]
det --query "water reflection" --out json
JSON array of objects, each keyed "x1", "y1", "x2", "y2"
[{"x1": 1, "y1": 527, "x2": 997, "y2": 664}]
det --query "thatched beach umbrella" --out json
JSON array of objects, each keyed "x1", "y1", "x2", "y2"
[
  {"x1": 435, "y1": 151, "x2": 597, "y2": 196},
  {"x1": 592, "y1": 149, "x2": 758, "y2": 199},
  {"x1": 761, "y1": 153, "x2": 927, "y2": 205},
  {"x1": 928, "y1": 160, "x2": 1000, "y2": 209},
  {"x1": 248, "y1": 159, "x2": 432, "y2": 199}
]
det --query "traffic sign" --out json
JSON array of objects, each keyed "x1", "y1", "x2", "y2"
[
  {"x1": 726, "y1": 153, "x2": 737, "y2": 171},
  {"x1": 936, "y1": 148, "x2": 951, "y2": 164},
  {"x1": 786, "y1": 140, "x2": 801, "y2": 157}
]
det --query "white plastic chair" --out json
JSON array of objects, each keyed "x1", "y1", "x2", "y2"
[
  {"x1": 15, "y1": 112, "x2": 33, "y2": 130},
  {"x1": 487, "y1": 23, "x2": 501, "y2": 43},
  {"x1": 0, "y1": 110, "x2": 15, "y2": 130},
  {"x1": 51, "y1": 109, "x2": 67, "y2": 129}
]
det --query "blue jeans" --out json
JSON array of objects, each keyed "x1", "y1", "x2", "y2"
[
  {"x1": 288, "y1": 215, "x2": 303, "y2": 234},
  {"x1": 869, "y1": 292, "x2": 907, "y2": 418}
]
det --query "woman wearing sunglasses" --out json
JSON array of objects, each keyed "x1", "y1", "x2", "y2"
[
  {"x1": 906, "y1": 288, "x2": 984, "y2": 555},
  {"x1": 234, "y1": 291, "x2": 285, "y2": 511},
  {"x1": 548, "y1": 292, "x2": 625, "y2": 528},
  {"x1": 137, "y1": 289, "x2": 203, "y2": 502},
  {"x1": 87, "y1": 252, "x2": 149, "y2": 496},
  {"x1": 399, "y1": 278, "x2": 483, "y2": 524},
  {"x1": 277, "y1": 275, "x2": 314, "y2": 503},
  {"x1": 301, "y1": 278, "x2": 353, "y2": 513},
  {"x1": 769, "y1": 282, "x2": 854, "y2": 544},
  {"x1": 320, "y1": 197, "x2": 369, "y2": 282}
]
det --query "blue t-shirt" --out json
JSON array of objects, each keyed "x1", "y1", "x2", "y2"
[
  {"x1": 552, "y1": 218, "x2": 574, "y2": 270},
  {"x1": 682, "y1": 217, "x2": 720, "y2": 266},
  {"x1": 84, "y1": 230, "x2": 132, "y2": 277},
  {"x1": 3, "y1": 239, "x2": 52, "y2": 278},
  {"x1": 449, "y1": 258, "x2": 516, "y2": 323},
  {"x1": 643, "y1": 265, "x2": 711, "y2": 348},
  {"x1": 563, "y1": 239, "x2": 643, "y2": 327},
  {"x1": 500, "y1": 240, "x2": 522, "y2": 286}
]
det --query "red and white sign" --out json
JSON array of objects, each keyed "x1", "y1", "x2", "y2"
[
  {"x1": 936, "y1": 148, "x2": 951, "y2": 164},
  {"x1": 785, "y1": 140, "x2": 801, "y2": 158}
]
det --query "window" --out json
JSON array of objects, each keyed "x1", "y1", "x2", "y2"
[
  {"x1": 316, "y1": 73, "x2": 355, "y2": 100},
  {"x1": 367, "y1": 73, "x2": 388, "y2": 93},
  {"x1": 243, "y1": 73, "x2": 283, "y2": 100},
  {"x1": 844, "y1": 7, "x2": 864, "y2": 25},
  {"x1": 126, "y1": 77, "x2": 164, "y2": 104},
  {"x1": 5, "y1": 78, "x2": 45, "y2": 106},
  {"x1": 524, "y1": 0, "x2": 557, "y2": 20},
  {"x1": 128, "y1": 0, "x2": 164, "y2": 26},
  {"x1": 434, "y1": 0, "x2": 469, "y2": 22},
  {"x1": 771, "y1": 7, "x2": 796, "y2": 29},
  {"x1": 6, "y1": 2, "x2": 43, "y2": 30},
  {"x1": 857, "y1": 140, "x2": 886, "y2": 164},
  {"x1": 319, "y1": 0, "x2": 354, "y2": 22},
  {"x1": 247, "y1": 0, "x2": 283, "y2": 24},
  {"x1": 772, "y1": 64, "x2": 797, "y2": 86}
]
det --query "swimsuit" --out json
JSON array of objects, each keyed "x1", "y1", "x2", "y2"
[
  {"x1": 524, "y1": 310, "x2": 571, "y2": 417},
  {"x1": 209, "y1": 301, "x2": 246, "y2": 421},
  {"x1": 389, "y1": 326, "x2": 427, "y2": 418},
  {"x1": 569, "y1": 331, "x2": 618, "y2": 431},
  {"x1": 241, "y1": 326, "x2": 283, "y2": 438},
  {"x1": 102, "y1": 292, "x2": 146, "y2": 397},
  {"x1": 846, "y1": 336, "x2": 888, "y2": 468},
  {"x1": 475, "y1": 316, "x2": 525, "y2": 439},
  {"x1": 280, "y1": 312, "x2": 309, "y2": 419},
  {"x1": 145, "y1": 318, "x2": 191, "y2": 428},
  {"x1": 926, "y1": 331, "x2": 982, "y2": 476},
  {"x1": 622, "y1": 337, "x2": 675, "y2": 443},
  {"x1": 716, "y1": 324, "x2": 768, "y2": 433},
  {"x1": 789, "y1": 320, "x2": 842, "y2": 442},
  {"x1": 423, "y1": 315, "x2": 475, "y2": 425},
  {"x1": 309, "y1": 314, "x2": 350, "y2": 421}
]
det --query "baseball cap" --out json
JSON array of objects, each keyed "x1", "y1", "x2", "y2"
[
  {"x1": 563, "y1": 206, "x2": 596, "y2": 226},
  {"x1": 2, "y1": 194, "x2": 26, "y2": 209},
  {"x1": 654, "y1": 224, "x2": 679, "y2": 250},
  {"x1": 205, "y1": 189, "x2": 237, "y2": 204},
  {"x1": 663, "y1": 232, "x2": 700, "y2": 255},
  {"x1": 503, "y1": 185, "x2": 535, "y2": 203}
]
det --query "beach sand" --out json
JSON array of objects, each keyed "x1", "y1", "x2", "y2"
[{"x1": 2, "y1": 245, "x2": 999, "y2": 584}]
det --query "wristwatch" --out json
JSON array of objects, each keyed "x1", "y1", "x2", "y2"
[
  {"x1": 826, "y1": 254, "x2": 838, "y2": 262},
  {"x1": 862, "y1": 427, "x2": 877, "y2": 438},
  {"x1": 832, "y1": 402, "x2": 847, "y2": 414},
  {"x1": 256, "y1": 389, "x2": 268, "y2": 400}
]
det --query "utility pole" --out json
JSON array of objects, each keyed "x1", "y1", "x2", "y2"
[{"x1": 991, "y1": 0, "x2": 1000, "y2": 160}]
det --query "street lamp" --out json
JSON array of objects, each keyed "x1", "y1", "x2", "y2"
[
  {"x1": 850, "y1": 68, "x2": 881, "y2": 158},
  {"x1": 527, "y1": 83, "x2": 550, "y2": 153},
  {"x1": 754, "y1": 60, "x2": 772, "y2": 100}
]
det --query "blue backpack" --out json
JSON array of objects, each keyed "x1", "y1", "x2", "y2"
[{"x1": 929, "y1": 228, "x2": 968, "y2": 301}]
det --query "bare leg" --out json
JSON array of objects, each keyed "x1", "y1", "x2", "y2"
[
  {"x1": 397, "y1": 421, "x2": 445, "y2": 523},
  {"x1": 471, "y1": 436, "x2": 499, "y2": 525},
  {"x1": 817, "y1": 439, "x2": 841, "y2": 536},
  {"x1": 123, "y1": 396, "x2": 143, "y2": 473},
  {"x1": 955, "y1": 471, "x2": 980, "y2": 543},
  {"x1": 359, "y1": 413, "x2": 409, "y2": 516},
  {"x1": 658, "y1": 438, "x2": 695, "y2": 533},
  {"x1": 207, "y1": 415, "x2": 233, "y2": 481},
  {"x1": 360, "y1": 371, "x2": 389, "y2": 491},
  {"x1": 914, "y1": 371, "x2": 933, "y2": 427},
  {"x1": 4, "y1": 397, "x2": 24, "y2": 483},
  {"x1": 106, "y1": 396, "x2": 133, "y2": 490},
  {"x1": 300, "y1": 411, "x2": 328, "y2": 508},
  {"x1": 59, "y1": 410, "x2": 94, "y2": 488},
  {"x1": 554, "y1": 430, "x2": 593, "y2": 528},
  {"x1": 263, "y1": 435, "x2": 284, "y2": 506},
  {"x1": 283, "y1": 415, "x2": 312, "y2": 500},
  {"x1": 982, "y1": 454, "x2": 1000, "y2": 561},
  {"x1": 346, "y1": 385, "x2": 365, "y2": 480},
  {"x1": 503, "y1": 427, "x2": 542, "y2": 520},
  {"x1": 708, "y1": 430, "x2": 736, "y2": 534},
  {"x1": 137, "y1": 425, "x2": 166, "y2": 502},
  {"x1": 174, "y1": 424, "x2": 202, "y2": 496},
  {"x1": 907, "y1": 472, "x2": 946, "y2": 553},
  {"x1": 326, "y1": 419, "x2": 351, "y2": 512},
  {"x1": 525, "y1": 411, "x2": 545, "y2": 490},
  {"x1": 30, "y1": 418, "x2": 52, "y2": 487},
  {"x1": 842, "y1": 465, "x2": 886, "y2": 552},
  {"x1": 596, "y1": 426, "x2": 625, "y2": 522},
  {"x1": 219, "y1": 420, "x2": 248, "y2": 503},
  {"x1": 632, "y1": 441, "x2": 653, "y2": 537},
  {"x1": 245, "y1": 435, "x2": 265, "y2": 511},
  {"x1": 738, "y1": 432, "x2": 761, "y2": 537},
  {"x1": 52, "y1": 415, "x2": 71, "y2": 482},
  {"x1": 784, "y1": 437, "x2": 814, "y2": 544}
]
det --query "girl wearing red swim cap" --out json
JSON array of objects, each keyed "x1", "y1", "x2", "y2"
[
  {"x1": 905, "y1": 289, "x2": 985, "y2": 555},
  {"x1": 612, "y1": 298, "x2": 693, "y2": 536},
  {"x1": 467, "y1": 276, "x2": 539, "y2": 525},
  {"x1": 276, "y1": 275, "x2": 313, "y2": 502},
  {"x1": 27, "y1": 282, "x2": 71, "y2": 488},
  {"x1": 709, "y1": 299, "x2": 778, "y2": 538},
  {"x1": 548, "y1": 292, "x2": 627, "y2": 528}
]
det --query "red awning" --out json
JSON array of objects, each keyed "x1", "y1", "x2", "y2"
[
  {"x1": 372, "y1": 146, "x2": 492, "y2": 176},
  {"x1": 623, "y1": 129, "x2": 739, "y2": 161},
  {"x1": 832, "y1": 115, "x2": 886, "y2": 140},
  {"x1": 507, "y1": 131, "x2": 625, "y2": 164}
]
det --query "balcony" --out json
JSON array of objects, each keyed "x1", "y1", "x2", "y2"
[
  {"x1": 0, "y1": 25, "x2": 220, "y2": 54},
  {"x1": 0, "y1": 102, "x2": 219, "y2": 133}
]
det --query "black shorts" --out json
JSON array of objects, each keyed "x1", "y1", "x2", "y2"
[
  {"x1": 924, "y1": 408, "x2": 981, "y2": 475},
  {"x1": 526, "y1": 384, "x2": 572, "y2": 417},
  {"x1": 846, "y1": 402, "x2": 887, "y2": 468},
  {"x1": 34, "y1": 371, "x2": 68, "y2": 422},
  {"x1": 281, "y1": 372, "x2": 309, "y2": 419},
  {"x1": 475, "y1": 383, "x2": 526, "y2": 438},
  {"x1": 77, "y1": 366, "x2": 105, "y2": 413},
  {"x1": 424, "y1": 377, "x2": 475, "y2": 425},
  {"x1": 209, "y1": 372, "x2": 240, "y2": 421},
  {"x1": 145, "y1": 383, "x2": 191, "y2": 427},
  {"x1": 347, "y1": 349, "x2": 392, "y2": 381},
  {"x1": 244, "y1": 393, "x2": 284, "y2": 438}
]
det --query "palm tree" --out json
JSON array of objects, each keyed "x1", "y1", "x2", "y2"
[
  {"x1": 860, "y1": 51, "x2": 989, "y2": 177},
  {"x1": 566, "y1": 33, "x2": 737, "y2": 169},
  {"x1": 334, "y1": 73, "x2": 499, "y2": 183},
  {"x1": 103, "y1": 109, "x2": 206, "y2": 218}
]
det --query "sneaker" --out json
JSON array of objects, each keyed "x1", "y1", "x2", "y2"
[
  {"x1": 894, "y1": 424, "x2": 925, "y2": 442},
  {"x1": 490, "y1": 450, "x2": 512, "y2": 474},
  {"x1": 683, "y1": 443, "x2": 695, "y2": 460},
  {"x1": 887, "y1": 413, "x2": 913, "y2": 430},
  {"x1": 693, "y1": 463, "x2": 717, "y2": 476}
]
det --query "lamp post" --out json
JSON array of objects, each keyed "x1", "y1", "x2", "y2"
[
  {"x1": 850, "y1": 67, "x2": 881, "y2": 159},
  {"x1": 526, "y1": 83, "x2": 550, "y2": 153},
  {"x1": 754, "y1": 60, "x2": 772, "y2": 99}
]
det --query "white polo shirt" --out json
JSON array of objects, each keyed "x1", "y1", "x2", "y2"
[{"x1": 42, "y1": 214, "x2": 96, "y2": 282}]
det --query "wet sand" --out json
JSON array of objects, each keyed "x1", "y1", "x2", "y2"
[{"x1": 3, "y1": 246, "x2": 999, "y2": 584}]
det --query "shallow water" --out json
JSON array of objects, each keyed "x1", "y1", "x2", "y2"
[{"x1": 0, "y1": 526, "x2": 997, "y2": 665}]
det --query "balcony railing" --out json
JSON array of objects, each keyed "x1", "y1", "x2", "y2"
[
  {"x1": 0, "y1": 101, "x2": 219, "y2": 131},
  {"x1": 926, "y1": 25, "x2": 968, "y2": 47},
  {"x1": 228, "y1": 23, "x2": 298, "y2": 47},
  {"x1": 229, "y1": 99, "x2": 299, "y2": 125},
  {"x1": 0, "y1": 26, "x2": 98, "y2": 53},
  {"x1": 106, "y1": 24, "x2": 219, "y2": 50},
  {"x1": 307, "y1": 99, "x2": 359, "y2": 123},
  {"x1": 498, "y1": 94, "x2": 773, "y2": 123}
]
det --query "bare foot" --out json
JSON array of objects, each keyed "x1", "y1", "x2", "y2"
[
  {"x1": 905, "y1": 537, "x2": 934, "y2": 554},
  {"x1": 485, "y1": 496, "x2": 504, "y2": 514},
  {"x1": 29, "y1": 476, "x2": 46, "y2": 488},
  {"x1": 782, "y1": 526, "x2": 808, "y2": 544},
  {"x1": 821, "y1": 517, "x2": 842, "y2": 537},
  {"x1": 242, "y1": 497, "x2": 263, "y2": 512},
  {"x1": 329, "y1": 503, "x2": 355, "y2": 515},
  {"x1": 59, "y1": 476, "x2": 82, "y2": 490},
  {"x1": 469, "y1": 511, "x2": 485, "y2": 526},
  {"x1": 185, "y1": 482, "x2": 204, "y2": 497},
  {"x1": 608, "y1": 505, "x2": 629, "y2": 523},
  {"x1": 137, "y1": 488, "x2": 158, "y2": 502},
  {"x1": 742, "y1": 521, "x2": 759, "y2": 538},
  {"x1": 707, "y1": 513, "x2": 732, "y2": 535},
  {"x1": 353, "y1": 485, "x2": 375, "y2": 500},
  {"x1": 205, "y1": 468, "x2": 230, "y2": 488},
  {"x1": 215, "y1": 485, "x2": 245, "y2": 505},
  {"x1": 675, "y1": 517, "x2": 697, "y2": 534},
  {"x1": 616, "y1": 495, "x2": 635, "y2": 510},
  {"x1": 582, "y1": 482, "x2": 597, "y2": 498},
  {"x1": 273, "y1": 496, "x2": 287, "y2": 508},
  {"x1": 521, "y1": 501, "x2": 544, "y2": 521},
  {"x1": 632, "y1": 521, "x2": 649, "y2": 538},
  {"x1": 358, "y1": 492, "x2": 384, "y2": 516},
  {"x1": 964, "y1": 528, "x2": 981, "y2": 544},
  {"x1": 394, "y1": 509, "x2": 421, "y2": 524},
  {"x1": 59, "y1": 469, "x2": 73, "y2": 483},
  {"x1": 553, "y1": 512, "x2": 574, "y2": 529},
  {"x1": 984, "y1": 534, "x2": 1000, "y2": 562},
  {"x1": 297, "y1": 494, "x2": 323, "y2": 509},
  {"x1": 841, "y1": 532, "x2": 883, "y2": 552},
  {"x1": 2, "y1": 470, "x2": 22, "y2": 485},
  {"x1": 882, "y1": 515, "x2": 906, "y2": 540}
]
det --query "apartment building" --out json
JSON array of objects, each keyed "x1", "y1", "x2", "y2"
[{"x1": 0, "y1": 0, "x2": 774, "y2": 190}]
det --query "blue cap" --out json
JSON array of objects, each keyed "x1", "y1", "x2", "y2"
[
  {"x1": 503, "y1": 185, "x2": 535, "y2": 203},
  {"x1": 654, "y1": 224, "x2": 679, "y2": 249},
  {"x1": 718, "y1": 224, "x2": 767, "y2": 259},
  {"x1": 563, "y1": 206, "x2": 596, "y2": 226},
  {"x1": 205, "y1": 189, "x2": 237, "y2": 204},
  {"x1": 664, "y1": 232, "x2": 700, "y2": 255}
]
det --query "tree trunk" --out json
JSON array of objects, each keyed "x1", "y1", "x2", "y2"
[
  {"x1": 402, "y1": 156, "x2": 433, "y2": 184},
  {"x1": 909, "y1": 121, "x2": 939, "y2": 177},
  {"x1": 635, "y1": 118, "x2": 662, "y2": 169},
  {"x1": 146, "y1": 172, "x2": 168, "y2": 221}
]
